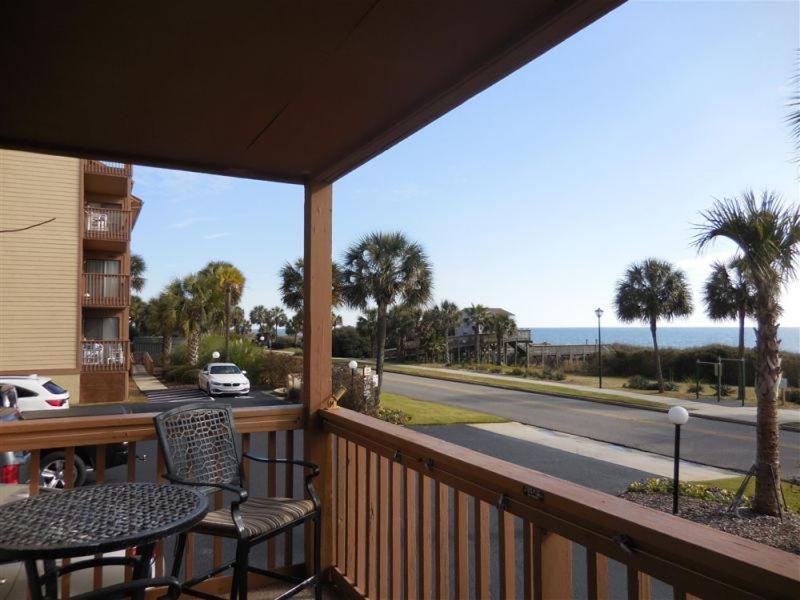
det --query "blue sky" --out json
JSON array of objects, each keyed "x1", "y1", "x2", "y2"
[{"x1": 131, "y1": 0, "x2": 800, "y2": 328}]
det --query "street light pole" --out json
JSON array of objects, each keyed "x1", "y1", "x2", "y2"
[
  {"x1": 594, "y1": 308, "x2": 604, "y2": 389},
  {"x1": 668, "y1": 406, "x2": 690, "y2": 514}
]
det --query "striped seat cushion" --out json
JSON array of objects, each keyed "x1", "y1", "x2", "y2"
[{"x1": 195, "y1": 497, "x2": 315, "y2": 538}]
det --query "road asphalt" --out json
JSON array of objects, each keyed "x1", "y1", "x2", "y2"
[{"x1": 382, "y1": 371, "x2": 800, "y2": 479}]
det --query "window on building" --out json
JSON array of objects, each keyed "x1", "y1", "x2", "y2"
[{"x1": 83, "y1": 317, "x2": 120, "y2": 340}]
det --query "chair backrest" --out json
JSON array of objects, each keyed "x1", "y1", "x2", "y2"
[{"x1": 154, "y1": 402, "x2": 242, "y2": 487}]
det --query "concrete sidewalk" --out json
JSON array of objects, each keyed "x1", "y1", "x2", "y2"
[
  {"x1": 388, "y1": 365, "x2": 799, "y2": 427},
  {"x1": 131, "y1": 364, "x2": 167, "y2": 392}
]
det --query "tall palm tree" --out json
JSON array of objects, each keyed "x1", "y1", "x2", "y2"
[
  {"x1": 614, "y1": 259, "x2": 693, "y2": 392},
  {"x1": 286, "y1": 312, "x2": 303, "y2": 345},
  {"x1": 279, "y1": 258, "x2": 343, "y2": 312},
  {"x1": 438, "y1": 300, "x2": 461, "y2": 363},
  {"x1": 695, "y1": 191, "x2": 800, "y2": 515},
  {"x1": 130, "y1": 254, "x2": 146, "y2": 293},
  {"x1": 341, "y1": 232, "x2": 433, "y2": 398},
  {"x1": 200, "y1": 261, "x2": 246, "y2": 361},
  {"x1": 464, "y1": 304, "x2": 491, "y2": 363},
  {"x1": 249, "y1": 305, "x2": 270, "y2": 338},
  {"x1": 388, "y1": 304, "x2": 421, "y2": 360},
  {"x1": 269, "y1": 306, "x2": 288, "y2": 341},
  {"x1": 489, "y1": 312, "x2": 517, "y2": 365},
  {"x1": 704, "y1": 258, "x2": 755, "y2": 358},
  {"x1": 169, "y1": 275, "x2": 213, "y2": 366},
  {"x1": 145, "y1": 291, "x2": 179, "y2": 369},
  {"x1": 356, "y1": 309, "x2": 378, "y2": 358},
  {"x1": 129, "y1": 295, "x2": 148, "y2": 338}
]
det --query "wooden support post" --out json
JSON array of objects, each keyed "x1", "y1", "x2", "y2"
[{"x1": 303, "y1": 181, "x2": 334, "y2": 576}]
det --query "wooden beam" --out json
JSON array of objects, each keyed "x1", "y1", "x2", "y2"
[{"x1": 302, "y1": 181, "x2": 334, "y2": 574}]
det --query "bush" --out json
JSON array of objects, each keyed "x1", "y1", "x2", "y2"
[
  {"x1": 163, "y1": 364, "x2": 198, "y2": 383},
  {"x1": 686, "y1": 382, "x2": 705, "y2": 394},
  {"x1": 377, "y1": 407, "x2": 411, "y2": 425},
  {"x1": 711, "y1": 383, "x2": 733, "y2": 397},
  {"x1": 786, "y1": 388, "x2": 800, "y2": 405},
  {"x1": 509, "y1": 367, "x2": 525, "y2": 376},
  {"x1": 627, "y1": 477, "x2": 742, "y2": 505},
  {"x1": 261, "y1": 352, "x2": 303, "y2": 389},
  {"x1": 489, "y1": 366, "x2": 503, "y2": 374},
  {"x1": 542, "y1": 368, "x2": 565, "y2": 381},
  {"x1": 623, "y1": 375, "x2": 678, "y2": 392},
  {"x1": 332, "y1": 326, "x2": 371, "y2": 358},
  {"x1": 331, "y1": 364, "x2": 379, "y2": 414}
]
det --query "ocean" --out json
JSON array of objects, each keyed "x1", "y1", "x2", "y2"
[{"x1": 526, "y1": 327, "x2": 800, "y2": 353}]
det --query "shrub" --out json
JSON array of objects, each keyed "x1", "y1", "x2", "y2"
[
  {"x1": 686, "y1": 382, "x2": 705, "y2": 394},
  {"x1": 542, "y1": 368, "x2": 565, "y2": 381},
  {"x1": 623, "y1": 375, "x2": 678, "y2": 391},
  {"x1": 711, "y1": 383, "x2": 733, "y2": 397},
  {"x1": 331, "y1": 364, "x2": 379, "y2": 414},
  {"x1": 786, "y1": 388, "x2": 800, "y2": 405},
  {"x1": 163, "y1": 364, "x2": 197, "y2": 383},
  {"x1": 509, "y1": 367, "x2": 525, "y2": 376},
  {"x1": 332, "y1": 326, "x2": 371, "y2": 358},
  {"x1": 627, "y1": 477, "x2": 742, "y2": 505},
  {"x1": 377, "y1": 407, "x2": 411, "y2": 425},
  {"x1": 489, "y1": 366, "x2": 503, "y2": 374},
  {"x1": 261, "y1": 352, "x2": 303, "y2": 389}
]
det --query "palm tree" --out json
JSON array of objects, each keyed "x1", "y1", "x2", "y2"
[
  {"x1": 464, "y1": 304, "x2": 491, "y2": 364},
  {"x1": 614, "y1": 259, "x2": 693, "y2": 392},
  {"x1": 789, "y1": 52, "x2": 800, "y2": 158},
  {"x1": 269, "y1": 306, "x2": 288, "y2": 342},
  {"x1": 704, "y1": 259, "x2": 755, "y2": 358},
  {"x1": 286, "y1": 312, "x2": 303, "y2": 345},
  {"x1": 130, "y1": 254, "x2": 146, "y2": 292},
  {"x1": 146, "y1": 291, "x2": 179, "y2": 369},
  {"x1": 695, "y1": 191, "x2": 800, "y2": 515},
  {"x1": 356, "y1": 309, "x2": 378, "y2": 358},
  {"x1": 249, "y1": 305, "x2": 270, "y2": 338},
  {"x1": 169, "y1": 274, "x2": 213, "y2": 366},
  {"x1": 279, "y1": 258, "x2": 343, "y2": 312},
  {"x1": 200, "y1": 262, "x2": 246, "y2": 361},
  {"x1": 341, "y1": 232, "x2": 433, "y2": 398},
  {"x1": 489, "y1": 312, "x2": 517, "y2": 365},
  {"x1": 438, "y1": 300, "x2": 460, "y2": 363},
  {"x1": 388, "y1": 304, "x2": 421, "y2": 361},
  {"x1": 129, "y1": 295, "x2": 148, "y2": 338}
]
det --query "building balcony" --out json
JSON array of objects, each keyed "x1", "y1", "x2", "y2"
[
  {"x1": 81, "y1": 340, "x2": 129, "y2": 372},
  {"x1": 83, "y1": 207, "x2": 131, "y2": 243},
  {"x1": 82, "y1": 273, "x2": 130, "y2": 307},
  {"x1": 83, "y1": 160, "x2": 132, "y2": 178},
  {"x1": 83, "y1": 160, "x2": 131, "y2": 196}
]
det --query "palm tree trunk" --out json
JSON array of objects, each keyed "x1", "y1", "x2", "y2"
[
  {"x1": 224, "y1": 287, "x2": 231, "y2": 361},
  {"x1": 650, "y1": 318, "x2": 665, "y2": 393},
  {"x1": 738, "y1": 307, "x2": 746, "y2": 358},
  {"x1": 375, "y1": 304, "x2": 388, "y2": 402},
  {"x1": 753, "y1": 304, "x2": 782, "y2": 516},
  {"x1": 161, "y1": 333, "x2": 173, "y2": 370},
  {"x1": 187, "y1": 329, "x2": 200, "y2": 366},
  {"x1": 475, "y1": 329, "x2": 481, "y2": 364}
]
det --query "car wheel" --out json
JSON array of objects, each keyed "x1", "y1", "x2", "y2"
[{"x1": 40, "y1": 451, "x2": 87, "y2": 489}]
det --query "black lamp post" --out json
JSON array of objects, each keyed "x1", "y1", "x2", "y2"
[
  {"x1": 594, "y1": 308, "x2": 604, "y2": 389},
  {"x1": 668, "y1": 406, "x2": 690, "y2": 514}
]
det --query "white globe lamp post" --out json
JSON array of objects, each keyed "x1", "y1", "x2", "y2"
[{"x1": 668, "y1": 406, "x2": 690, "y2": 514}]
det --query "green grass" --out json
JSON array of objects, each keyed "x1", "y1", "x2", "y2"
[
  {"x1": 380, "y1": 393, "x2": 508, "y2": 426},
  {"x1": 383, "y1": 364, "x2": 670, "y2": 410},
  {"x1": 701, "y1": 477, "x2": 800, "y2": 512}
]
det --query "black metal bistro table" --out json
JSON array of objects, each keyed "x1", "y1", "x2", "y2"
[{"x1": 0, "y1": 482, "x2": 208, "y2": 599}]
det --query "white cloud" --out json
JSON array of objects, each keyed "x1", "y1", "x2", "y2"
[{"x1": 203, "y1": 232, "x2": 231, "y2": 240}]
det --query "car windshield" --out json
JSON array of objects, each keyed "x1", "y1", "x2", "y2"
[
  {"x1": 43, "y1": 381, "x2": 67, "y2": 395},
  {"x1": 210, "y1": 365, "x2": 241, "y2": 375}
]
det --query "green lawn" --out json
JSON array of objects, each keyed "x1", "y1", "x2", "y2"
[
  {"x1": 383, "y1": 364, "x2": 669, "y2": 410},
  {"x1": 380, "y1": 392, "x2": 508, "y2": 426},
  {"x1": 701, "y1": 477, "x2": 800, "y2": 512}
]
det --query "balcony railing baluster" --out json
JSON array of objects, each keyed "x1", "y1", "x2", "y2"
[
  {"x1": 81, "y1": 340, "x2": 129, "y2": 372},
  {"x1": 84, "y1": 207, "x2": 131, "y2": 242},
  {"x1": 82, "y1": 273, "x2": 130, "y2": 307}
]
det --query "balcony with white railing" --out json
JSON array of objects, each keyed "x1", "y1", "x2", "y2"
[
  {"x1": 83, "y1": 160, "x2": 132, "y2": 178},
  {"x1": 81, "y1": 340, "x2": 129, "y2": 372},
  {"x1": 83, "y1": 207, "x2": 131, "y2": 243}
]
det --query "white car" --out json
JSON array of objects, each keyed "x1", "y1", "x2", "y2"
[
  {"x1": 0, "y1": 375, "x2": 69, "y2": 412},
  {"x1": 198, "y1": 363, "x2": 250, "y2": 396}
]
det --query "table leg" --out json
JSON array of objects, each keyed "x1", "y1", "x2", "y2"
[
  {"x1": 23, "y1": 560, "x2": 43, "y2": 600},
  {"x1": 132, "y1": 542, "x2": 155, "y2": 600},
  {"x1": 42, "y1": 559, "x2": 58, "y2": 599}
]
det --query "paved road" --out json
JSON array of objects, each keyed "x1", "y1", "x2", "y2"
[{"x1": 383, "y1": 372, "x2": 800, "y2": 478}]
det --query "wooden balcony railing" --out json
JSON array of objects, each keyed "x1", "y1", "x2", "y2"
[
  {"x1": 82, "y1": 273, "x2": 130, "y2": 307},
  {"x1": 84, "y1": 207, "x2": 131, "y2": 242},
  {"x1": 82, "y1": 340, "x2": 130, "y2": 372},
  {"x1": 0, "y1": 405, "x2": 305, "y2": 598},
  {"x1": 322, "y1": 407, "x2": 800, "y2": 600},
  {"x1": 83, "y1": 160, "x2": 132, "y2": 177}
]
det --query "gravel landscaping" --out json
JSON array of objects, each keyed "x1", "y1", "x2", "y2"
[{"x1": 621, "y1": 491, "x2": 800, "y2": 555}]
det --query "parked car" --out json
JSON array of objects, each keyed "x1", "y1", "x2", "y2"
[
  {"x1": 0, "y1": 375, "x2": 69, "y2": 412},
  {"x1": 0, "y1": 385, "x2": 25, "y2": 485},
  {"x1": 198, "y1": 362, "x2": 251, "y2": 396}
]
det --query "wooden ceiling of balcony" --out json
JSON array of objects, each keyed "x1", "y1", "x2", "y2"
[{"x1": 0, "y1": 1, "x2": 622, "y2": 185}]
